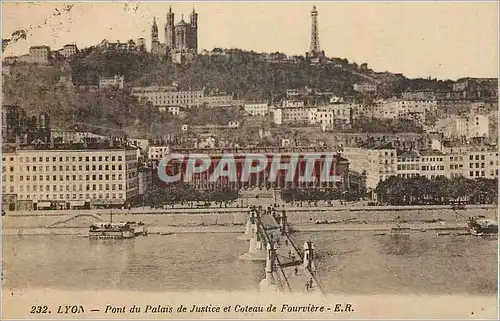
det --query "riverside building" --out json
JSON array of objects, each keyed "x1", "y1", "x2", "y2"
[{"x1": 2, "y1": 143, "x2": 139, "y2": 211}]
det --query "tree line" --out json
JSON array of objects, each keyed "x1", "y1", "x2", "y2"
[
  {"x1": 280, "y1": 187, "x2": 362, "y2": 202},
  {"x1": 144, "y1": 183, "x2": 239, "y2": 206},
  {"x1": 375, "y1": 176, "x2": 498, "y2": 205}
]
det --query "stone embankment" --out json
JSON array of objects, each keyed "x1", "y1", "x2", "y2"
[{"x1": 2, "y1": 204, "x2": 496, "y2": 236}]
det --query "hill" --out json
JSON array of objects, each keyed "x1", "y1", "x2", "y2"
[{"x1": 2, "y1": 47, "x2": 455, "y2": 138}]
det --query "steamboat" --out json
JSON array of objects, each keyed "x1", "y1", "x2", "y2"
[{"x1": 467, "y1": 216, "x2": 498, "y2": 237}]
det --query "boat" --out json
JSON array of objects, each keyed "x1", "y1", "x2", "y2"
[
  {"x1": 128, "y1": 221, "x2": 148, "y2": 236},
  {"x1": 467, "y1": 216, "x2": 498, "y2": 237},
  {"x1": 88, "y1": 222, "x2": 135, "y2": 239},
  {"x1": 436, "y1": 232, "x2": 451, "y2": 236}
]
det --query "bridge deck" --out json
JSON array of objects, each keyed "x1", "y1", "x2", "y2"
[{"x1": 260, "y1": 213, "x2": 324, "y2": 294}]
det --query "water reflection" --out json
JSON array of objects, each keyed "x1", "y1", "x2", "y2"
[{"x1": 3, "y1": 231, "x2": 497, "y2": 295}]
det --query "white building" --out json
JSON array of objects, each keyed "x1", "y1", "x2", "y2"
[
  {"x1": 273, "y1": 107, "x2": 310, "y2": 125},
  {"x1": 59, "y1": 44, "x2": 78, "y2": 59},
  {"x1": 158, "y1": 106, "x2": 181, "y2": 115},
  {"x1": 458, "y1": 114, "x2": 489, "y2": 139},
  {"x1": 244, "y1": 103, "x2": 269, "y2": 116},
  {"x1": 282, "y1": 100, "x2": 305, "y2": 108},
  {"x1": 308, "y1": 104, "x2": 354, "y2": 130},
  {"x1": 1, "y1": 147, "x2": 138, "y2": 211},
  {"x1": 99, "y1": 75, "x2": 125, "y2": 89},
  {"x1": 463, "y1": 147, "x2": 499, "y2": 179},
  {"x1": 432, "y1": 114, "x2": 490, "y2": 140},
  {"x1": 201, "y1": 94, "x2": 234, "y2": 108},
  {"x1": 374, "y1": 100, "x2": 437, "y2": 122},
  {"x1": 131, "y1": 86, "x2": 204, "y2": 108},
  {"x1": 148, "y1": 146, "x2": 170, "y2": 161},
  {"x1": 343, "y1": 145, "x2": 498, "y2": 191},
  {"x1": 342, "y1": 147, "x2": 397, "y2": 189},
  {"x1": 29, "y1": 46, "x2": 51, "y2": 64}
]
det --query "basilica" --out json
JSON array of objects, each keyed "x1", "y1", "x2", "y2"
[{"x1": 151, "y1": 6, "x2": 198, "y2": 61}]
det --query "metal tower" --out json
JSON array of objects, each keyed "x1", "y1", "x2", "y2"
[{"x1": 309, "y1": 5, "x2": 320, "y2": 56}]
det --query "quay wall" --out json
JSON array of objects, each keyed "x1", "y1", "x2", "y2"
[{"x1": 2, "y1": 205, "x2": 496, "y2": 236}]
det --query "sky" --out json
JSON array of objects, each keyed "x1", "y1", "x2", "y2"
[{"x1": 2, "y1": 1, "x2": 499, "y2": 80}]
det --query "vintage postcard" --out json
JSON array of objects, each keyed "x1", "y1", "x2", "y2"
[{"x1": 1, "y1": 1, "x2": 499, "y2": 319}]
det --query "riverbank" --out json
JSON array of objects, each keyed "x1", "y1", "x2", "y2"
[
  {"x1": 2, "y1": 221, "x2": 472, "y2": 236},
  {"x1": 4, "y1": 203, "x2": 497, "y2": 217},
  {"x1": 2, "y1": 205, "x2": 496, "y2": 236}
]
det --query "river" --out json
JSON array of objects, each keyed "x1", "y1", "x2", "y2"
[{"x1": 2, "y1": 231, "x2": 497, "y2": 295}]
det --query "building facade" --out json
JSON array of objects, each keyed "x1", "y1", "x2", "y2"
[
  {"x1": 99, "y1": 75, "x2": 125, "y2": 89},
  {"x1": 157, "y1": 147, "x2": 350, "y2": 190},
  {"x1": 2, "y1": 146, "x2": 139, "y2": 211},
  {"x1": 29, "y1": 46, "x2": 51, "y2": 64},
  {"x1": 244, "y1": 103, "x2": 270, "y2": 116},
  {"x1": 342, "y1": 145, "x2": 498, "y2": 190},
  {"x1": 131, "y1": 86, "x2": 204, "y2": 108}
]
